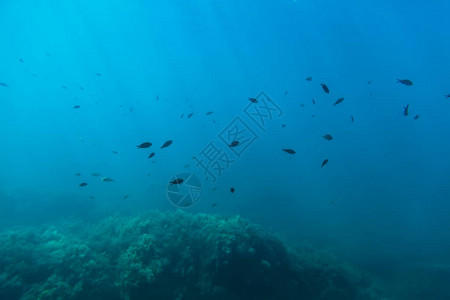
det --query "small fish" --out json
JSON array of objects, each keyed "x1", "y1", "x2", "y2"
[
  {"x1": 321, "y1": 159, "x2": 328, "y2": 167},
  {"x1": 211, "y1": 187, "x2": 218, "y2": 191},
  {"x1": 95, "y1": 73, "x2": 102, "y2": 76},
  {"x1": 397, "y1": 79, "x2": 413, "y2": 86},
  {"x1": 62, "y1": 86, "x2": 67, "y2": 89},
  {"x1": 89, "y1": 196, "x2": 95, "y2": 200},
  {"x1": 45, "y1": 52, "x2": 51, "y2": 56},
  {"x1": 156, "y1": 95, "x2": 159, "y2": 101},
  {"x1": 181, "y1": 113, "x2": 184, "y2": 118},
  {"x1": 19, "y1": 58, "x2": 24, "y2": 63},
  {"x1": 101, "y1": 177, "x2": 114, "y2": 182},
  {"x1": 323, "y1": 134, "x2": 333, "y2": 141},
  {"x1": 403, "y1": 104, "x2": 409, "y2": 116},
  {"x1": 284, "y1": 91, "x2": 288, "y2": 95},
  {"x1": 187, "y1": 113, "x2": 194, "y2": 118},
  {"x1": 320, "y1": 83, "x2": 329, "y2": 94},
  {"x1": 73, "y1": 105, "x2": 80, "y2": 109},
  {"x1": 74, "y1": 173, "x2": 81, "y2": 176},
  {"x1": 306, "y1": 76, "x2": 312, "y2": 81},
  {"x1": 137, "y1": 142, "x2": 152, "y2": 149},
  {"x1": 184, "y1": 164, "x2": 190, "y2": 168},
  {"x1": 79, "y1": 183, "x2": 88, "y2": 187},
  {"x1": 445, "y1": 94, "x2": 450, "y2": 99},
  {"x1": 170, "y1": 178, "x2": 183, "y2": 185},
  {"x1": 300, "y1": 104, "x2": 305, "y2": 107},
  {"x1": 312, "y1": 99, "x2": 315, "y2": 105},
  {"x1": 79, "y1": 86, "x2": 84, "y2": 90},
  {"x1": 148, "y1": 152, "x2": 155, "y2": 159},
  {"x1": 230, "y1": 187, "x2": 235, "y2": 193},
  {"x1": 333, "y1": 97, "x2": 344, "y2": 106},
  {"x1": 281, "y1": 124, "x2": 286, "y2": 128},
  {"x1": 211, "y1": 202, "x2": 218, "y2": 207},
  {"x1": 161, "y1": 140, "x2": 173, "y2": 149},
  {"x1": 351, "y1": 115, "x2": 354, "y2": 122},
  {"x1": 91, "y1": 173, "x2": 101, "y2": 177},
  {"x1": 112, "y1": 150, "x2": 118, "y2": 154},
  {"x1": 206, "y1": 111, "x2": 214, "y2": 115},
  {"x1": 0, "y1": 82, "x2": 9, "y2": 87},
  {"x1": 282, "y1": 149, "x2": 296, "y2": 154},
  {"x1": 248, "y1": 97, "x2": 258, "y2": 103},
  {"x1": 123, "y1": 195, "x2": 128, "y2": 200},
  {"x1": 229, "y1": 140, "x2": 239, "y2": 147},
  {"x1": 368, "y1": 80, "x2": 372, "y2": 84},
  {"x1": 413, "y1": 115, "x2": 420, "y2": 120}
]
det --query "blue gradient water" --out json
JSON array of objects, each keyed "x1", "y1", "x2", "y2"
[{"x1": 1, "y1": 0, "x2": 450, "y2": 298}]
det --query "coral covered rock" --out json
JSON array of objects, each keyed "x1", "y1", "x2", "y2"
[{"x1": 0, "y1": 211, "x2": 385, "y2": 299}]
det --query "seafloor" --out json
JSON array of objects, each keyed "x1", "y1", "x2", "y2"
[{"x1": 0, "y1": 211, "x2": 387, "y2": 300}]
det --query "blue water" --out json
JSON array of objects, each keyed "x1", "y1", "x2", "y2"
[{"x1": 1, "y1": 0, "x2": 450, "y2": 299}]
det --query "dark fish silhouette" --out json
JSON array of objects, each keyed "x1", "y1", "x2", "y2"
[
  {"x1": 211, "y1": 202, "x2": 218, "y2": 207},
  {"x1": 321, "y1": 159, "x2": 328, "y2": 167},
  {"x1": 284, "y1": 91, "x2": 288, "y2": 95},
  {"x1": 445, "y1": 94, "x2": 450, "y2": 99},
  {"x1": 0, "y1": 82, "x2": 9, "y2": 87},
  {"x1": 170, "y1": 178, "x2": 183, "y2": 185},
  {"x1": 282, "y1": 149, "x2": 296, "y2": 154},
  {"x1": 91, "y1": 173, "x2": 101, "y2": 177},
  {"x1": 74, "y1": 173, "x2": 81, "y2": 176},
  {"x1": 281, "y1": 124, "x2": 286, "y2": 128},
  {"x1": 112, "y1": 151, "x2": 118, "y2": 154},
  {"x1": 73, "y1": 105, "x2": 80, "y2": 109},
  {"x1": 206, "y1": 111, "x2": 213, "y2": 115},
  {"x1": 397, "y1": 79, "x2": 413, "y2": 86},
  {"x1": 306, "y1": 76, "x2": 312, "y2": 81},
  {"x1": 137, "y1": 142, "x2": 152, "y2": 149},
  {"x1": 413, "y1": 115, "x2": 420, "y2": 120},
  {"x1": 312, "y1": 99, "x2": 316, "y2": 104},
  {"x1": 161, "y1": 140, "x2": 173, "y2": 149},
  {"x1": 187, "y1": 113, "x2": 193, "y2": 118},
  {"x1": 148, "y1": 152, "x2": 155, "y2": 159},
  {"x1": 180, "y1": 113, "x2": 184, "y2": 118},
  {"x1": 123, "y1": 195, "x2": 128, "y2": 200},
  {"x1": 249, "y1": 97, "x2": 258, "y2": 103},
  {"x1": 333, "y1": 97, "x2": 344, "y2": 106},
  {"x1": 320, "y1": 83, "x2": 329, "y2": 93},
  {"x1": 351, "y1": 115, "x2": 355, "y2": 122},
  {"x1": 323, "y1": 134, "x2": 333, "y2": 141},
  {"x1": 95, "y1": 73, "x2": 102, "y2": 76},
  {"x1": 79, "y1": 183, "x2": 88, "y2": 187},
  {"x1": 19, "y1": 58, "x2": 24, "y2": 63},
  {"x1": 403, "y1": 104, "x2": 409, "y2": 116},
  {"x1": 229, "y1": 141, "x2": 239, "y2": 147},
  {"x1": 230, "y1": 187, "x2": 235, "y2": 193},
  {"x1": 101, "y1": 177, "x2": 114, "y2": 182}
]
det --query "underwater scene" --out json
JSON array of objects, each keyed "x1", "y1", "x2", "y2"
[{"x1": 1, "y1": 0, "x2": 449, "y2": 299}]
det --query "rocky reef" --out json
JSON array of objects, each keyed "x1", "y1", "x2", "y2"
[{"x1": 0, "y1": 211, "x2": 385, "y2": 299}]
